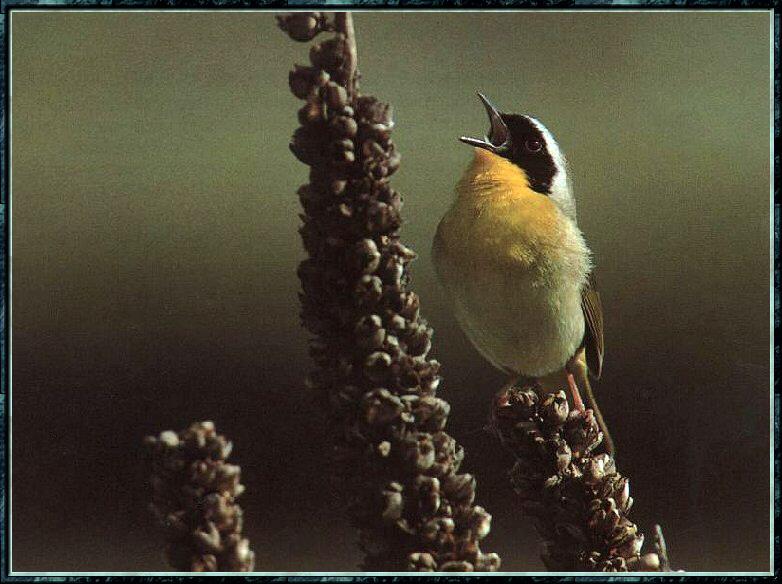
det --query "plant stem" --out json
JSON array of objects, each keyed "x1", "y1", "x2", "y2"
[{"x1": 334, "y1": 12, "x2": 358, "y2": 97}]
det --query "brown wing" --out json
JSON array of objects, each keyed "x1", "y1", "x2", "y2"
[{"x1": 581, "y1": 272, "x2": 605, "y2": 379}]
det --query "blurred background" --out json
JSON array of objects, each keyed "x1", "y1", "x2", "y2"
[{"x1": 10, "y1": 10, "x2": 771, "y2": 573}]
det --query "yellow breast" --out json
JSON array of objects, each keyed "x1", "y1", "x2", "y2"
[{"x1": 436, "y1": 149, "x2": 580, "y2": 275}]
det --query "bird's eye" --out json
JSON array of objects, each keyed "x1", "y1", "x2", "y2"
[{"x1": 525, "y1": 139, "x2": 543, "y2": 153}]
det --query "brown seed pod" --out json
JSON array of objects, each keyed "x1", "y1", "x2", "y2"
[
  {"x1": 288, "y1": 65, "x2": 330, "y2": 99},
  {"x1": 277, "y1": 12, "x2": 326, "y2": 43},
  {"x1": 329, "y1": 115, "x2": 358, "y2": 138}
]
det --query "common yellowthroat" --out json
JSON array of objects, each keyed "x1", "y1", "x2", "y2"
[{"x1": 433, "y1": 93, "x2": 613, "y2": 455}]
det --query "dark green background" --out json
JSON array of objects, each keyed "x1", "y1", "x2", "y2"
[{"x1": 10, "y1": 10, "x2": 771, "y2": 572}]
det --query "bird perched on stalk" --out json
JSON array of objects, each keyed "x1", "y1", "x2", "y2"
[{"x1": 433, "y1": 93, "x2": 613, "y2": 456}]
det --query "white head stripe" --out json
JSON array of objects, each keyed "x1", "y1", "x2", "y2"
[{"x1": 526, "y1": 115, "x2": 576, "y2": 221}]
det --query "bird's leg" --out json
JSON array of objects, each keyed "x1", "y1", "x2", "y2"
[
  {"x1": 566, "y1": 371, "x2": 586, "y2": 413},
  {"x1": 566, "y1": 356, "x2": 616, "y2": 457}
]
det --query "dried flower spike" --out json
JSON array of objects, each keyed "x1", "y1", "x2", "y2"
[
  {"x1": 492, "y1": 383, "x2": 675, "y2": 572},
  {"x1": 144, "y1": 421, "x2": 255, "y2": 572},
  {"x1": 280, "y1": 11, "x2": 499, "y2": 572}
]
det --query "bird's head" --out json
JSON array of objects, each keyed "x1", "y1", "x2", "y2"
[{"x1": 460, "y1": 93, "x2": 574, "y2": 218}]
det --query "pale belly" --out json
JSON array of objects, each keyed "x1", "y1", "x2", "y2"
[{"x1": 444, "y1": 258, "x2": 585, "y2": 377}]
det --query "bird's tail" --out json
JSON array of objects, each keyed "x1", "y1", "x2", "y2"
[{"x1": 573, "y1": 364, "x2": 615, "y2": 458}]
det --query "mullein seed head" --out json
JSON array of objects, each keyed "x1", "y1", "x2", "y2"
[
  {"x1": 144, "y1": 422, "x2": 255, "y2": 572},
  {"x1": 280, "y1": 12, "x2": 498, "y2": 572},
  {"x1": 492, "y1": 383, "x2": 671, "y2": 572}
]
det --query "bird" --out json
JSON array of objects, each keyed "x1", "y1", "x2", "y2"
[{"x1": 432, "y1": 92, "x2": 613, "y2": 456}]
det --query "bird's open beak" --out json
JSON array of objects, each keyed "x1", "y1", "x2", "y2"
[{"x1": 459, "y1": 92, "x2": 511, "y2": 153}]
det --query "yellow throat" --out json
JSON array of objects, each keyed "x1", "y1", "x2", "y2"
[{"x1": 445, "y1": 148, "x2": 575, "y2": 270}]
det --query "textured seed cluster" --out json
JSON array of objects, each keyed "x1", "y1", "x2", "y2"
[
  {"x1": 144, "y1": 421, "x2": 255, "y2": 572},
  {"x1": 278, "y1": 12, "x2": 499, "y2": 572},
  {"x1": 492, "y1": 386, "x2": 666, "y2": 572}
]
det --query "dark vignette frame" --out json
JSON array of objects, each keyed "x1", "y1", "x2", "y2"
[{"x1": 0, "y1": 0, "x2": 776, "y2": 581}]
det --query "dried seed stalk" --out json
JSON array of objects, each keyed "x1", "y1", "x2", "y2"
[
  {"x1": 144, "y1": 421, "x2": 255, "y2": 572},
  {"x1": 278, "y1": 11, "x2": 500, "y2": 572},
  {"x1": 492, "y1": 384, "x2": 674, "y2": 572}
]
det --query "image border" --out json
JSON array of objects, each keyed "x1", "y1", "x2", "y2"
[{"x1": 0, "y1": 0, "x2": 776, "y2": 580}]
